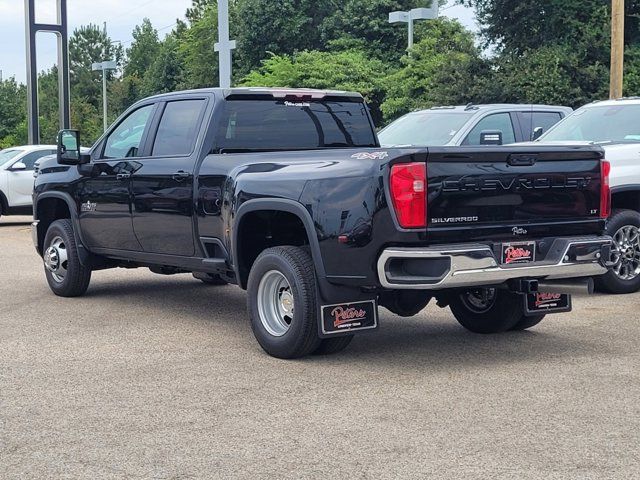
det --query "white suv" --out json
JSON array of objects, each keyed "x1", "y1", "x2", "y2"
[
  {"x1": 0, "y1": 145, "x2": 57, "y2": 219},
  {"x1": 538, "y1": 98, "x2": 640, "y2": 294}
]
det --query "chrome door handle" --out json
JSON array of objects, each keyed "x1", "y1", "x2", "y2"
[{"x1": 116, "y1": 173, "x2": 131, "y2": 180}]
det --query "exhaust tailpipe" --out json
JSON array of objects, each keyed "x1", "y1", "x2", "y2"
[{"x1": 537, "y1": 278, "x2": 594, "y2": 296}]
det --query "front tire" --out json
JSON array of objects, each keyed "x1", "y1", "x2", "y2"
[
  {"x1": 449, "y1": 288, "x2": 527, "y2": 334},
  {"x1": 596, "y1": 209, "x2": 640, "y2": 294},
  {"x1": 247, "y1": 246, "x2": 321, "y2": 359},
  {"x1": 43, "y1": 219, "x2": 91, "y2": 297}
]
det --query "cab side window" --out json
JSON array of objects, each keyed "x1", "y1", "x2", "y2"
[
  {"x1": 464, "y1": 113, "x2": 516, "y2": 145},
  {"x1": 103, "y1": 105, "x2": 154, "y2": 159},
  {"x1": 19, "y1": 150, "x2": 56, "y2": 170},
  {"x1": 518, "y1": 111, "x2": 563, "y2": 140},
  {"x1": 152, "y1": 100, "x2": 206, "y2": 156}
]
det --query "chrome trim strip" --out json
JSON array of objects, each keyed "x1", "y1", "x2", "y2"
[{"x1": 377, "y1": 237, "x2": 611, "y2": 290}]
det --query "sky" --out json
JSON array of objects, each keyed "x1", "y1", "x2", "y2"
[{"x1": 0, "y1": 0, "x2": 476, "y2": 84}]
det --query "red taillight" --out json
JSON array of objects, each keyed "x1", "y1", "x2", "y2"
[
  {"x1": 600, "y1": 160, "x2": 611, "y2": 219},
  {"x1": 390, "y1": 162, "x2": 427, "y2": 229}
]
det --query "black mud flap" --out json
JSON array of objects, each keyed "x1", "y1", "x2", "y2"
[
  {"x1": 524, "y1": 293, "x2": 572, "y2": 316},
  {"x1": 319, "y1": 300, "x2": 379, "y2": 338}
]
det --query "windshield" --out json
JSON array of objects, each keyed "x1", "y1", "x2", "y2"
[
  {"x1": 215, "y1": 99, "x2": 377, "y2": 152},
  {"x1": 0, "y1": 149, "x2": 22, "y2": 165},
  {"x1": 378, "y1": 112, "x2": 474, "y2": 146},
  {"x1": 541, "y1": 104, "x2": 640, "y2": 143}
]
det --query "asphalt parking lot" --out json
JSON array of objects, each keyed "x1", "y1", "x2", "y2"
[{"x1": 1, "y1": 216, "x2": 639, "y2": 479}]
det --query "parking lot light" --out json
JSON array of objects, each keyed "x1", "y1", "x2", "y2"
[
  {"x1": 389, "y1": 6, "x2": 439, "y2": 51},
  {"x1": 92, "y1": 60, "x2": 117, "y2": 132}
]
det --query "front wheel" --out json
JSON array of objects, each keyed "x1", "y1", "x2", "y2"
[
  {"x1": 449, "y1": 288, "x2": 530, "y2": 334},
  {"x1": 247, "y1": 246, "x2": 321, "y2": 359},
  {"x1": 596, "y1": 209, "x2": 640, "y2": 294},
  {"x1": 43, "y1": 219, "x2": 91, "y2": 297}
]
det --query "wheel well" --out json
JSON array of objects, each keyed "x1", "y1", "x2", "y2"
[
  {"x1": 36, "y1": 198, "x2": 71, "y2": 253},
  {"x1": 236, "y1": 210, "x2": 310, "y2": 289},
  {"x1": 612, "y1": 190, "x2": 640, "y2": 213},
  {"x1": 0, "y1": 190, "x2": 7, "y2": 215}
]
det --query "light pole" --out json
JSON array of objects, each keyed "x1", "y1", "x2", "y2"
[
  {"x1": 215, "y1": 0, "x2": 237, "y2": 89},
  {"x1": 610, "y1": 0, "x2": 625, "y2": 99},
  {"x1": 92, "y1": 60, "x2": 117, "y2": 132},
  {"x1": 389, "y1": 6, "x2": 439, "y2": 51}
]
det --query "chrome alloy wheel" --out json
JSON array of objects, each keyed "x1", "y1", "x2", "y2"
[
  {"x1": 460, "y1": 288, "x2": 497, "y2": 314},
  {"x1": 44, "y1": 236, "x2": 68, "y2": 283},
  {"x1": 257, "y1": 270, "x2": 295, "y2": 337},
  {"x1": 611, "y1": 225, "x2": 640, "y2": 281}
]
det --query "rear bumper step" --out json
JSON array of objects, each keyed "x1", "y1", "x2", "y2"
[{"x1": 377, "y1": 236, "x2": 612, "y2": 290}]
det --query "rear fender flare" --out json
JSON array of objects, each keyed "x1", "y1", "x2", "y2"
[{"x1": 232, "y1": 198, "x2": 326, "y2": 288}]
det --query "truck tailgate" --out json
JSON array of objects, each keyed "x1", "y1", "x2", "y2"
[{"x1": 425, "y1": 146, "x2": 606, "y2": 243}]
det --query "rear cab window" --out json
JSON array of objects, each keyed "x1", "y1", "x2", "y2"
[
  {"x1": 153, "y1": 99, "x2": 207, "y2": 156},
  {"x1": 214, "y1": 97, "x2": 378, "y2": 152}
]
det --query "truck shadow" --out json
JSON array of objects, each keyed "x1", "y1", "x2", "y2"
[
  {"x1": 84, "y1": 275, "x2": 607, "y2": 370},
  {"x1": 0, "y1": 221, "x2": 33, "y2": 227}
]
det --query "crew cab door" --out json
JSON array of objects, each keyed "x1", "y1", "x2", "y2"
[
  {"x1": 77, "y1": 103, "x2": 156, "y2": 251},
  {"x1": 130, "y1": 98, "x2": 208, "y2": 256}
]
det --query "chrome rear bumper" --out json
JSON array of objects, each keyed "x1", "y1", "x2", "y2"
[{"x1": 377, "y1": 236, "x2": 612, "y2": 290}]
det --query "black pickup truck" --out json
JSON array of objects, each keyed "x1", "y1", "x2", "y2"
[{"x1": 32, "y1": 88, "x2": 612, "y2": 358}]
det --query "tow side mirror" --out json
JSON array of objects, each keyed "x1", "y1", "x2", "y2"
[
  {"x1": 10, "y1": 162, "x2": 27, "y2": 171},
  {"x1": 480, "y1": 130, "x2": 503, "y2": 146},
  {"x1": 532, "y1": 127, "x2": 544, "y2": 141},
  {"x1": 57, "y1": 129, "x2": 88, "y2": 165}
]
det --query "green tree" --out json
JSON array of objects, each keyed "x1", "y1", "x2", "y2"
[
  {"x1": 458, "y1": 0, "x2": 639, "y2": 54},
  {"x1": 494, "y1": 46, "x2": 608, "y2": 108},
  {"x1": 125, "y1": 19, "x2": 161, "y2": 79},
  {"x1": 179, "y1": 3, "x2": 220, "y2": 89},
  {"x1": 0, "y1": 77, "x2": 27, "y2": 146},
  {"x1": 141, "y1": 35, "x2": 185, "y2": 96},
  {"x1": 381, "y1": 19, "x2": 493, "y2": 121},
  {"x1": 320, "y1": 0, "x2": 437, "y2": 64},
  {"x1": 36, "y1": 68, "x2": 61, "y2": 144},
  {"x1": 243, "y1": 49, "x2": 389, "y2": 124},
  {"x1": 235, "y1": 0, "x2": 334, "y2": 75},
  {"x1": 69, "y1": 24, "x2": 124, "y2": 107}
]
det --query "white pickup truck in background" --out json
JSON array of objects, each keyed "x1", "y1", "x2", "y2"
[
  {"x1": 537, "y1": 98, "x2": 640, "y2": 294},
  {"x1": 0, "y1": 145, "x2": 56, "y2": 219}
]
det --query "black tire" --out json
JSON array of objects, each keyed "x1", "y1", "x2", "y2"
[
  {"x1": 43, "y1": 219, "x2": 91, "y2": 297},
  {"x1": 595, "y1": 209, "x2": 640, "y2": 294},
  {"x1": 247, "y1": 246, "x2": 321, "y2": 359},
  {"x1": 193, "y1": 272, "x2": 228, "y2": 285},
  {"x1": 313, "y1": 335, "x2": 354, "y2": 356},
  {"x1": 510, "y1": 314, "x2": 546, "y2": 331},
  {"x1": 449, "y1": 288, "x2": 526, "y2": 334},
  {"x1": 380, "y1": 290, "x2": 431, "y2": 317}
]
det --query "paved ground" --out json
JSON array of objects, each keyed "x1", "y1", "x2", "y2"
[{"x1": 1, "y1": 216, "x2": 639, "y2": 479}]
